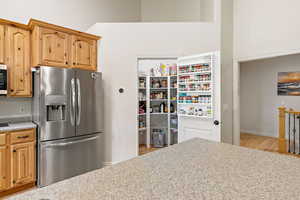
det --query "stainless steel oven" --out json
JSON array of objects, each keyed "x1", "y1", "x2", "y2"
[{"x1": 0, "y1": 65, "x2": 7, "y2": 95}]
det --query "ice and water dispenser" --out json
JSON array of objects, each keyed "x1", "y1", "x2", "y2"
[
  {"x1": 46, "y1": 105, "x2": 66, "y2": 121},
  {"x1": 45, "y1": 95, "x2": 67, "y2": 122}
]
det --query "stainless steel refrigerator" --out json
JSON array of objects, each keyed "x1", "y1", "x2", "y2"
[{"x1": 33, "y1": 66, "x2": 104, "y2": 187}]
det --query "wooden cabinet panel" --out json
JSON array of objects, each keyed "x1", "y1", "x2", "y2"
[
  {"x1": 0, "y1": 146, "x2": 7, "y2": 191},
  {"x1": 0, "y1": 25, "x2": 4, "y2": 64},
  {"x1": 10, "y1": 142, "x2": 35, "y2": 188},
  {"x1": 10, "y1": 129, "x2": 35, "y2": 145},
  {"x1": 6, "y1": 26, "x2": 31, "y2": 97},
  {"x1": 34, "y1": 27, "x2": 70, "y2": 67},
  {"x1": 71, "y1": 35, "x2": 97, "y2": 71},
  {"x1": 0, "y1": 134, "x2": 6, "y2": 146}
]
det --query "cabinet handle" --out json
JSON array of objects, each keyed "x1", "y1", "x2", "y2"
[
  {"x1": 10, "y1": 89, "x2": 14, "y2": 92},
  {"x1": 66, "y1": 62, "x2": 68, "y2": 65},
  {"x1": 13, "y1": 180, "x2": 16, "y2": 184},
  {"x1": 13, "y1": 149, "x2": 16, "y2": 153},
  {"x1": 17, "y1": 135, "x2": 29, "y2": 139}
]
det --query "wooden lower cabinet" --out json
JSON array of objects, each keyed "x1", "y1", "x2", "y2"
[
  {"x1": 0, "y1": 129, "x2": 36, "y2": 197},
  {"x1": 10, "y1": 142, "x2": 35, "y2": 188},
  {"x1": 0, "y1": 146, "x2": 7, "y2": 191}
]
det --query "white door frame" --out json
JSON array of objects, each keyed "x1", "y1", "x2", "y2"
[{"x1": 232, "y1": 50, "x2": 300, "y2": 145}]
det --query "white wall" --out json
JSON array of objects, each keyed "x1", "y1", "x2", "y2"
[
  {"x1": 1, "y1": 0, "x2": 141, "y2": 31},
  {"x1": 234, "y1": 0, "x2": 300, "y2": 60},
  {"x1": 140, "y1": 0, "x2": 215, "y2": 22},
  {"x1": 87, "y1": 20, "x2": 221, "y2": 164},
  {"x1": 240, "y1": 54, "x2": 300, "y2": 137}
]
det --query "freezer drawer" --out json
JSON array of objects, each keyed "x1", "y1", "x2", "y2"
[{"x1": 38, "y1": 133, "x2": 104, "y2": 187}]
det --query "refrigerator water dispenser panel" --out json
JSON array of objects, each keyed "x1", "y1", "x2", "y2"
[{"x1": 47, "y1": 105, "x2": 66, "y2": 121}]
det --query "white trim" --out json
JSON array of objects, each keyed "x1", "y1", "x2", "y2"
[
  {"x1": 0, "y1": 64, "x2": 7, "y2": 70},
  {"x1": 235, "y1": 48, "x2": 300, "y2": 63},
  {"x1": 232, "y1": 49, "x2": 300, "y2": 146},
  {"x1": 102, "y1": 161, "x2": 119, "y2": 167}
]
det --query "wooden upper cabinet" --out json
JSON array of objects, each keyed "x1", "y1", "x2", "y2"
[
  {"x1": 0, "y1": 146, "x2": 7, "y2": 191},
  {"x1": 5, "y1": 26, "x2": 31, "y2": 97},
  {"x1": 10, "y1": 142, "x2": 35, "y2": 188},
  {"x1": 71, "y1": 35, "x2": 97, "y2": 71},
  {"x1": 32, "y1": 27, "x2": 70, "y2": 68},
  {"x1": 0, "y1": 25, "x2": 4, "y2": 64}
]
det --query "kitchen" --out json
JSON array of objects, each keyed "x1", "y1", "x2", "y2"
[
  {"x1": 1, "y1": 0, "x2": 300, "y2": 199},
  {"x1": 0, "y1": 18, "x2": 104, "y2": 196}
]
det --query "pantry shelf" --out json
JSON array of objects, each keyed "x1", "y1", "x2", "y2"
[
  {"x1": 178, "y1": 80, "x2": 211, "y2": 84},
  {"x1": 177, "y1": 59, "x2": 213, "y2": 119},
  {"x1": 179, "y1": 71, "x2": 211, "y2": 76},
  {"x1": 150, "y1": 99, "x2": 168, "y2": 101},
  {"x1": 178, "y1": 102, "x2": 211, "y2": 105},
  {"x1": 150, "y1": 88, "x2": 168, "y2": 90},
  {"x1": 178, "y1": 90, "x2": 211, "y2": 94},
  {"x1": 178, "y1": 114, "x2": 212, "y2": 119}
]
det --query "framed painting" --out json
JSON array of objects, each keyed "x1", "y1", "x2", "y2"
[{"x1": 278, "y1": 72, "x2": 300, "y2": 96}]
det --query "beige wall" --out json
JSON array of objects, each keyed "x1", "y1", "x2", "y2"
[
  {"x1": 1, "y1": 0, "x2": 141, "y2": 31},
  {"x1": 0, "y1": 0, "x2": 141, "y2": 118},
  {"x1": 240, "y1": 54, "x2": 300, "y2": 137},
  {"x1": 140, "y1": 0, "x2": 214, "y2": 22},
  {"x1": 234, "y1": 0, "x2": 300, "y2": 60},
  {"x1": 220, "y1": 0, "x2": 234, "y2": 144},
  {"x1": 87, "y1": 20, "x2": 221, "y2": 164}
]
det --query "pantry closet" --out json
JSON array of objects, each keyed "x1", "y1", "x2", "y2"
[{"x1": 137, "y1": 58, "x2": 178, "y2": 155}]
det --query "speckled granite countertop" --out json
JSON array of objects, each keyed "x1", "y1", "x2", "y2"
[
  {"x1": 0, "y1": 122, "x2": 36, "y2": 132},
  {"x1": 7, "y1": 139, "x2": 300, "y2": 200}
]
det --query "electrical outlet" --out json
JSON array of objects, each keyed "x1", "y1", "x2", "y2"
[{"x1": 20, "y1": 106, "x2": 25, "y2": 113}]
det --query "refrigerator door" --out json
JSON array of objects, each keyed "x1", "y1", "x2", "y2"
[
  {"x1": 75, "y1": 70, "x2": 104, "y2": 136},
  {"x1": 38, "y1": 67, "x2": 76, "y2": 141},
  {"x1": 38, "y1": 133, "x2": 104, "y2": 187}
]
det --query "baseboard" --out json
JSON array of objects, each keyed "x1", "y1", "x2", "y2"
[
  {"x1": 0, "y1": 182, "x2": 36, "y2": 198},
  {"x1": 103, "y1": 161, "x2": 119, "y2": 167}
]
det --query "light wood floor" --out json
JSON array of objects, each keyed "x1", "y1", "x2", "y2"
[
  {"x1": 139, "y1": 144, "x2": 160, "y2": 155},
  {"x1": 240, "y1": 133, "x2": 300, "y2": 158},
  {"x1": 240, "y1": 133, "x2": 279, "y2": 153}
]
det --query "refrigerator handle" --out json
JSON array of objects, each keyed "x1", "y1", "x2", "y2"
[
  {"x1": 76, "y1": 78, "x2": 81, "y2": 126},
  {"x1": 43, "y1": 135, "x2": 100, "y2": 148},
  {"x1": 70, "y1": 78, "x2": 76, "y2": 126}
]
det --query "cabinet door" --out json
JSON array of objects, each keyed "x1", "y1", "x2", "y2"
[
  {"x1": 0, "y1": 25, "x2": 4, "y2": 64},
  {"x1": 6, "y1": 26, "x2": 31, "y2": 97},
  {"x1": 0, "y1": 146, "x2": 7, "y2": 191},
  {"x1": 39, "y1": 27, "x2": 70, "y2": 67},
  {"x1": 10, "y1": 142, "x2": 35, "y2": 188},
  {"x1": 71, "y1": 35, "x2": 97, "y2": 71}
]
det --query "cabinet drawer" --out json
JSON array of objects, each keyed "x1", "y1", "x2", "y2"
[
  {"x1": 10, "y1": 129, "x2": 35, "y2": 144},
  {"x1": 0, "y1": 133, "x2": 6, "y2": 146}
]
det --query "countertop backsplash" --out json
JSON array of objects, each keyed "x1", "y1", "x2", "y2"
[{"x1": 0, "y1": 97, "x2": 32, "y2": 119}]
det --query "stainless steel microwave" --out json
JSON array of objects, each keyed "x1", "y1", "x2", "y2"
[{"x1": 0, "y1": 65, "x2": 7, "y2": 95}]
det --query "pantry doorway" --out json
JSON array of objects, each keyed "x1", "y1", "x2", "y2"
[{"x1": 136, "y1": 52, "x2": 221, "y2": 156}]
